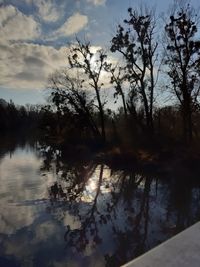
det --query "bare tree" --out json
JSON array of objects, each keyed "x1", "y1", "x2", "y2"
[
  {"x1": 48, "y1": 69, "x2": 101, "y2": 139},
  {"x1": 164, "y1": 3, "x2": 200, "y2": 141},
  {"x1": 68, "y1": 39, "x2": 107, "y2": 142},
  {"x1": 111, "y1": 6, "x2": 159, "y2": 133},
  {"x1": 104, "y1": 63, "x2": 128, "y2": 117}
]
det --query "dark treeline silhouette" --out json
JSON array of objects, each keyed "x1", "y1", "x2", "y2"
[
  {"x1": 0, "y1": 98, "x2": 41, "y2": 133},
  {"x1": 0, "y1": 98, "x2": 60, "y2": 139}
]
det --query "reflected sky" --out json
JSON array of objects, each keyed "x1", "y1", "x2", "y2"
[
  {"x1": 0, "y1": 145, "x2": 78, "y2": 267},
  {"x1": 1, "y1": 141, "x2": 200, "y2": 267}
]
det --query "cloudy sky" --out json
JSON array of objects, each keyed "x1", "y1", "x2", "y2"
[{"x1": 0, "y1": 0, "x2": 199, "y2": 105}]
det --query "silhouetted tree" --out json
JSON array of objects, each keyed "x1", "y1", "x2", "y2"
[
  {"x1": 48, "y1": 69, "x2": 101, "y2": 140},
  {"x1": 68, "y1": 39, "x2": 107, "y2": 142},
  {"x1": 111, "y1": 7, "x2": 159, "y2": 133},
  {"x1": 164, "y1": 3, "x2": 200, "y2": 141},
  {"x1": 104, "y1": 63, "x2": 128, "y2": 117}
]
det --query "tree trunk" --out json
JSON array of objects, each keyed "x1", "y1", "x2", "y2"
[
  {"x1": 182, "y1": 100, "x2": 192, "y2": 142},
  {"x1": 182, "y1": 82, "x2": 193, "y2": 142},
  {"x1": 149, "y1": 60, "x2": 154, "y2": 133},
  {"x1": 121, "y1": 89, "x2": 128, "y2": 117},
  {"x1": 95, "y1": 85, "x2": 106, "y2": 143}
]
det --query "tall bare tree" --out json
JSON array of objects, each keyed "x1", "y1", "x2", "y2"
[
  {"x1": 111, "y1": 7, "x2": 159, "y2": 133},
  {"x1": 164, "y1": 3, "x2": 200, "y2": 141},
  {"x1": 68, "y1": 39, "x2": 107, "y2": 142}
]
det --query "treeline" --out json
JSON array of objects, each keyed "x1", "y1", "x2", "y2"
[
  {"x1": 0, "y1": 99, "x2": 41, "y2": 133},
  {"x1": 45, "y1": 2, "x2": 200, "y2": 147}
]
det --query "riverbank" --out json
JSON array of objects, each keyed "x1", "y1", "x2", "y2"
[{"x1": 50, "y1": 137, "x2": 200, "y2": 182}]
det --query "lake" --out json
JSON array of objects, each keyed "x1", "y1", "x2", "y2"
[{"x1": 0, "y1": 136, "x2": 200, "y2": 267}]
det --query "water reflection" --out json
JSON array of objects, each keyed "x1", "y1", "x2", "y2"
[
  {"x1": 42, "y1": 145, "x2": 200, "y2": 266},
  {"x1": 0, "y1": 139, "x2": 200, "y2": 267}
]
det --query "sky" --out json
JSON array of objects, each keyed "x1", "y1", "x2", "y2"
[{"x1": 0, "y1": 0, "x2": 200, "y2": 106}]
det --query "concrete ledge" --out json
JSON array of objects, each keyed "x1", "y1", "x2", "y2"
[{"x1": 122, "y1": 222, "x2": 200, "y2": 267}]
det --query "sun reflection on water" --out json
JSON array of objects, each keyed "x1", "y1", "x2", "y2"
[
  {"x1": 88, "y1": 180, "x2": 97, "y2": 191},
  {"x1": 80, "y1": 165, "x2": 113, "y2": 203}
]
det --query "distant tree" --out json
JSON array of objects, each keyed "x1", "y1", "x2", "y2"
[
  {"x1": 68, "y1": 39, "x2": 107, "y2": 142},
  {"x1": 0, "y1": 99, "x2": 7, "y2": 131},
  {"x1": 0, "y1": 99, "x2": 41, "y2": 133},
  {"x1": 111, "y1": 7, "x2": 159, "y2": 133},
  {"x1": 7, "y1": 100, "x2": 19, "y2": 129},
  {"x1": 164, "y1": 3, "x2": 200, "y2": 141}
]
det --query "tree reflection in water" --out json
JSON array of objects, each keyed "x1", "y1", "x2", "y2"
[{"x1": 40, "y1": 145, "x2": 200, "y2": 267}]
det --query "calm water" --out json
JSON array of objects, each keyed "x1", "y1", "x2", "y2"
[{"x1": 0, "y1": 138, "x2": 200, "y2": 267}]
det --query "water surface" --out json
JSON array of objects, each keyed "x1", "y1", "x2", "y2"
[{"x1": 0, "y1": 138, "x2": 200, "y2": 267}]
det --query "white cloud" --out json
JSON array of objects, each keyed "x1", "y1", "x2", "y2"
[
  {"x1": 0, "y1": 37, "x2": 114, "y2": 93},
  {"x1": 0, "y1": 5, "x2": 40, "y2": 43},
  {"x1": 21, "y1": 0, "x2": 64, "y2": 23},
  {"x1": 54, "y1": 12, "x2": 88, "y2": 37},
  {"x1": 35, "y1": 0, "x2": 62, "y2": 23},
  {"x1": 0, "y1": 3, "x2": 106, "y2": 93},
  {"x1": 87, "y1": 0, "x2": 106, "y2": 6},
  {"x1": 0, "y1": 39, "x2": 109, "y2": 92},
  {"x1": 0, "y1": 42, "x2": 68, "y2": 90}
]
